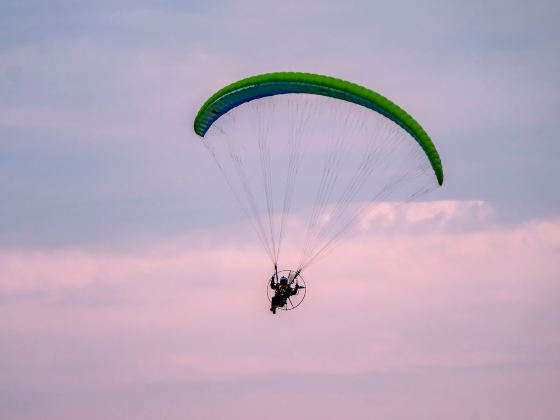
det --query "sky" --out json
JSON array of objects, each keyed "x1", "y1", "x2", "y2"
[{"x1": 1, "y1": 0, "x2": 559, "y2": 419}]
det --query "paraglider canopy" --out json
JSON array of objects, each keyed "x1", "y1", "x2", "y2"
[{"x1": 194, "y1": 72, "x2": 443, "y2": 185}]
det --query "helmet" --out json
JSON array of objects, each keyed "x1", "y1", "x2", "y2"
[{"x1": 280, "y1": 276, "x2": 288, "y2": 285}]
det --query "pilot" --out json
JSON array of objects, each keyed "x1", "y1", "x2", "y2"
[{"x1": 270, "y1": 275, "x2": 299, "y2": 314}]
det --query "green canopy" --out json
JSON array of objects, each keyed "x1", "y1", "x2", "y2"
[{"x1": 194, "y1": 72, "x2": 443, "y2": 185}]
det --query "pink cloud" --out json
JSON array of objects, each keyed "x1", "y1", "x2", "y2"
[{"x1": 1, "y1": 201, "x2": 559, "y2": 418}]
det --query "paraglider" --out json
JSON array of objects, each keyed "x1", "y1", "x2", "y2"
[
  {"x1": 194, "y1": 72, "x2": 443, "y2": 313},
  {"x1": 269, "y1": 267, "x2": 304, "y2": 314}
]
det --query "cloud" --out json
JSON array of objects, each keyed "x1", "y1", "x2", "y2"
[{"x1": 1, "y1": 201, "x2": 559, "y2": 418}]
